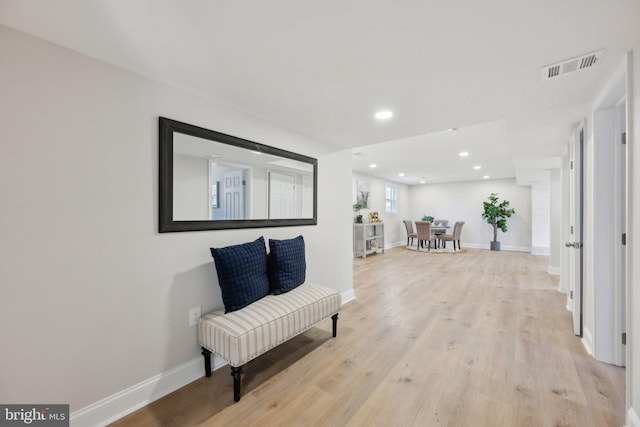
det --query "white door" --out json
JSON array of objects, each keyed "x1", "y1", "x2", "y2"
[
  {"x1": 301, "y1": 174, "x2": 313, "y2": 218},
  {"x1": 223, "y1": 170, "x2": 245, "y2": 219},
  {"x1": 268, "y1": 171, "x2": 296, "y2": 219},
  {"x1": 567, "y1": 125, "x2": 584, "y2": 336},
  {"x1": 616, "y1": 103, "x2": 627, "y2": 366}
]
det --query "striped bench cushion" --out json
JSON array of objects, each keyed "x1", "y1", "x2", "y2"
[{"x1": 198, "y1": 283, "x2": 341, "y2": 367}]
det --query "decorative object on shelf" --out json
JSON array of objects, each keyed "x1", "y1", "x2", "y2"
[
  {"x1": 481, "y1": 193, "x2": 515, "y2": 251},
  {"x1": 369, "y1": 211, "x2": 381, "y2": 223},
  {"x1": 353, "y1": 203, "x2": 364, "y2": 223},
  {"x1": 356, "y1": 180, "x2": 370, "y2": 208},
  {"x1": 421, "y1": 214, "x2": 434, "y2": 222}
]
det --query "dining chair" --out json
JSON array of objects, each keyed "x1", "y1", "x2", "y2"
[
  {"x1": 432, "y1": 219, "x2": 449, "y2": 242},
  {"x1": 415, "y1": 221, "x2": 437, "y2": 251},
  {"x1": 403, "y1": 220, "x2": 418, "y2": 247},
  {"x1": 438, "y1": 221, "x2": 465, "y2": 251}
]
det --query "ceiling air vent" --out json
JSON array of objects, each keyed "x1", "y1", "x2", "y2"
[{"x1": 541, "y1": 49, "x2": 605, "y2": 81}]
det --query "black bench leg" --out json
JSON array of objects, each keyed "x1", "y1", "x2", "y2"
[
  {"x1": 332, "y1": 313, "x2": 339, "y2": 337},
  {"x1": 201, "y1": 348, "x2": 212, "y2": 377},
  {"x1": 231, "y1": 365, "x2": 244, "y2": 402}
]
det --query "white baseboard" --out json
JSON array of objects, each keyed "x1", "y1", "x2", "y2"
[
  {"x1": 582, "y1": 327, "x2": 594, "y2": 356},
  {"x1": 454, "y1": 242, "x2": 484, "y2": 249},
  {"x1": 462, "y1": 242, "x2": 532, "y2": 252},
  {"x1": 70, "y1": 354, "x2": 224, "y2": 427},
  {"x1": 70, "y1": 289, "x2": 355, "y2": 426},
  {"x1": 557, "y1": 281, "x2": 567, "y2": 293},
  {"x1": 385, "y1": 241, "x2": 406, "y2": 250},
  {"x1": 531, "y1": 246, "x2": 550, "y2": 256},
  {"x1": 508, "y1": 245, "x2": 535, "y2": 253},
  {"x1": 548, "y1": 266, "x2": 560, "y2": 275},
  {"x1": 628, "y1": 406, "x2": 640, "y2": 427},
  {"x1": 341, "y1": 288, "x2": 356, "y2": 305}
]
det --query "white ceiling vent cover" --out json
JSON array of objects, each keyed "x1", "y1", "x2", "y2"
[{"x1": 541, "y1": 49, "x2": 605, "y2": 80}]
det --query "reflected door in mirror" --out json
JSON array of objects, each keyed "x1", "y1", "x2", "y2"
[{"x1": 224, "y1": 169, "x2": 245, "y2": 220}]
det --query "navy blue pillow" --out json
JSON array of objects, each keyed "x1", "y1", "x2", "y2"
[
  {"x1": 210, "y1": 237, "x2": 269, "y2": 313},
  {"x1": 268, "y1": 235, "x2": 306, "y2": 294}
]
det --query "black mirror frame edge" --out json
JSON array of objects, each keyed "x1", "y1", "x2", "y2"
[{"x1": 159, "y1": 117, "x2": 318, "y2": 233}]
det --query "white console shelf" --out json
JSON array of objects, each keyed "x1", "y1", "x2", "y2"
[{"x1": 353, "y1": 222, "x2": 384, "y2": 258}]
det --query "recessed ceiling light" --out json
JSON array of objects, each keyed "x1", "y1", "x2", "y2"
[
  {"x1": 369, "y1": 163, "x2": 377, "y2": 168},
  {"x1": 459, "y1": 151, "x2": 469, "y2": 157},
  {"x1": 473, "y1": 165, "x2": 482, "y2": 170},
  {"x1": 420, "y1": 180, "x2": 426, "y2": 184},
  {"x1": 375, "y1": 110, "x2": 394, "y2": 120},
  {"x1": 398, "y1": 173, "x2": 405, "y2": 177},
  {"x1": 483, "y1": 175, "x2": 490, "y2": 179},
  {"x1": 448, "y1": 128, "x2": 458, "y2": 132}
]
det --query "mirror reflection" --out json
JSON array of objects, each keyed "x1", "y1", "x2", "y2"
[
  {"x1": 173, "y1": 132, "x2": 314, "y2": 221},
  {"x1": 159, "y1": 117, "x2": 318, "y2": 232}
]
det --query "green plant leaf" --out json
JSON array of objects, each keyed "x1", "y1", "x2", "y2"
[{"x1": 481, "y1": 193, "x2": 515, "y2": 239}]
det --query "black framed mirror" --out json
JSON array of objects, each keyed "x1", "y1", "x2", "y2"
[{"x1": 159, "y1": 117, "x2": 318, "y2": 232}]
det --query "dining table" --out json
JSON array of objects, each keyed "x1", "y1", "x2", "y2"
[
  {"x1": 431, "y1": 225, "x2": 450, "y2": 235},
  {"x1": 415, "y1": 222, "x2": 450, "y2": 249}
]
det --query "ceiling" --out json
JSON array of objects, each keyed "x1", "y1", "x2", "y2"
[{"x1": 2, "y1": 0, "x2": 639, "y2": 185}]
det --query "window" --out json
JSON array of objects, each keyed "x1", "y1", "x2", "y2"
[{"x1": 385, "y1": 185, "x2": 397, "y2": 213}]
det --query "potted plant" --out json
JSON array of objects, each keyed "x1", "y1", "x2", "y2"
[
  {"x1": 481, "y1": 193, "x2": 515, "y2": 251},
  {"x1": 421, "y1": 215, "x2": 434, "y2": 222},
  {"x1": 353, "y1": 202, "x2": 364, "y2": 223}
]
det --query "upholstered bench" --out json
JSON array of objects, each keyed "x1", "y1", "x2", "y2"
[{"x1": 198, "y1": 282, "x2": 341, "y2": 402}]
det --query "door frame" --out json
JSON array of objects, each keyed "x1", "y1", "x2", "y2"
[
  {"x1": 567, "y1": 123, "x2": 585, "y2": 337},
  {"x1": 586, "y1": 57, "x2": 628, "y2": 366}
]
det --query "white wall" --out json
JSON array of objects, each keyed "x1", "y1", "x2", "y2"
[
  {"x1": 0, "y1": 25, "x2": 353, "y2": 424},
  {"x1": 173, "y1": 154, "x2": 209, "y2": 220},
  {"x1": 531, "y1": 182, "x2": 551, "y2": 256},
  {"x1": 549, "y1": 169, "x2": 562, "y2": 275},
  {"x1": 628, "y1": 45, "x2": 640, "y2": 427},
  {"x1": 408, "y1": 179, "x2": 532, "y2": 251},
  {"x1": 352, "y1": 172, "x2": 411, "y2": 248}
]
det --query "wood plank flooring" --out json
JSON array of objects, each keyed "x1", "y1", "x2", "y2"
[{"x1": 110, "y1": 247, "x2": 625, "y2": 427}]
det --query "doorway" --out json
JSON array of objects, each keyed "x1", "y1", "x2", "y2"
[
  {"x1": 223, "y1": 169, "x2": 246, "y2": 220},
  {"x1": 567, "y1": 125, "x2": 584, "y2": 337},
  {"x1": 268, "y1": 171, "x2": 297, "y2": 219},
  {"x1": 588, "y1": 66, "x2": 627, "y2": 366}
]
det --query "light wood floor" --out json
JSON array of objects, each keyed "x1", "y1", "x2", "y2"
[{"x1": 111, "y1": 247, "x2": 625, "y2": 427}]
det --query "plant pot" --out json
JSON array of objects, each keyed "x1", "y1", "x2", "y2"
[{"x1": 490, "y1": 241, "x2": 501, "y2": 251}]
